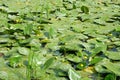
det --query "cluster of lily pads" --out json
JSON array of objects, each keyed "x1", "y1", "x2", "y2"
[{"x1": 0, "y1": 0, "x2": 120, "y2": 80}]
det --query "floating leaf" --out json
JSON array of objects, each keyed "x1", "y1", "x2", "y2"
[
  {"x1": 0, "y1": 0, "x2": 120, "y2": 79},
  {"x1": 0, "y1": 71, "x2": 8, "y2": 80},
  {"x1": 105, "y1": 51, "x2": 120, "y2": 60},
  {"x1": 18, "y1": 47, "x2": 30, "y2": 56},
  {"x1": 115, "y1": 26, "x2": 120, "y2": 31},
  {"x1": 95, "y1": 63, "x2": 111, "y2": 73},
  {"x1": 76, "y1": 62, "x2": 86, "y2": 70},
  {"x1": 0, "y1": 38, "x2": 9, "y2": 43},
  {"x1": 90, "y1": 57, "x2": 103, "y2": 65},
  {"x1": 90, "y1": 42, "x2": 107, "y2": 57},
  {"x1": 91, "y1": 47, "x2": 103, "y2": 57},
  {"x1": 105, "y1": 74, "x2": 116, "y2": 80},
  {"x1": 81, "y1": 77, "x2": 92, "y2": 80},
  {"x1": 68, "y1": 68, "x2": 81, "y2": 80},
  {"x1": 9, "y1": 55, "x2": 22, "y2": 68},
  {"x1": 49, "y1": 27, "x2": 56, "y2": 38},
  {"x1": 66, "y1": 54, "x2": 82, "y2": 63},
  {"x1": 103, "y1": 61, "x2": 120, "y2": 76},
  {"x1": 42, "y1": 57, "x2": 55, "y2": 70},
  {"x1": 24, "y1": 24, "x2": 33, "y2": 35},
  {"x1": 95, "y1": 59, "x2": 120, "y2": 76}
]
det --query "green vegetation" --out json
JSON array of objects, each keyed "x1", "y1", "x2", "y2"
[{"x1": 0, "y1": 0, "x2": 120, "y2": 80}]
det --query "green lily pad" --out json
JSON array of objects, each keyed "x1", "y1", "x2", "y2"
[
  {"x1": 89, "y1": 57, "x2": 103, "y2": 65},
  {"x1": 9, "y1": 55, "x2": 22, "y2": 68},
  {"x1": 115, "y1": 26, "x2": 120, "y2": 31},
  {"x1": 103, "y1": 60, "x2": 120, "y2": 76},
  {"x1": 95, "y1": 58, "x2": 120, "y2": 76},
  {"x1": 0, "y1": 38, "x2": 9, "y2": 43},
  {"x1": 105, "y1": 51, "x2": 120, "y2": 60},
  {"x1": 68, "y1": 68, "x2": 81, "y2": 80},
  {"x1": 42, "y1": 57, "x2": 55, "y2": 71},
  {"x1": 0, "y1": 0, "x2": 120, "y2": 79},
  {"x1": 66, "y1": 54, "x2": 82, "y2": 63},
  {"x1": 105, "y1": 74, "x2": 116, "y2": 80},
  {"x1": 0, "y1": 71, "x2": 8, "y2": 80},
  {"x1": 18, "y1": 47, "x2": 30, "y2": 56}
]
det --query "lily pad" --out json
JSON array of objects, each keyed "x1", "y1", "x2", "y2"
[
  {"x1": 95, "y1": 58, "x2": 120, "y2": 76},
  {"x1": 105, "y1": 51, "x2": 120, "y2": 60},
  {"x1": 66, "y1": 54, "x2": 82, "y2": 63},
  {"x1": 18, "y1": 47, "x2": 30, "y2": 56},
  {"x1": 68, "y1": 68, "x2": 81, "y2": 80}
]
